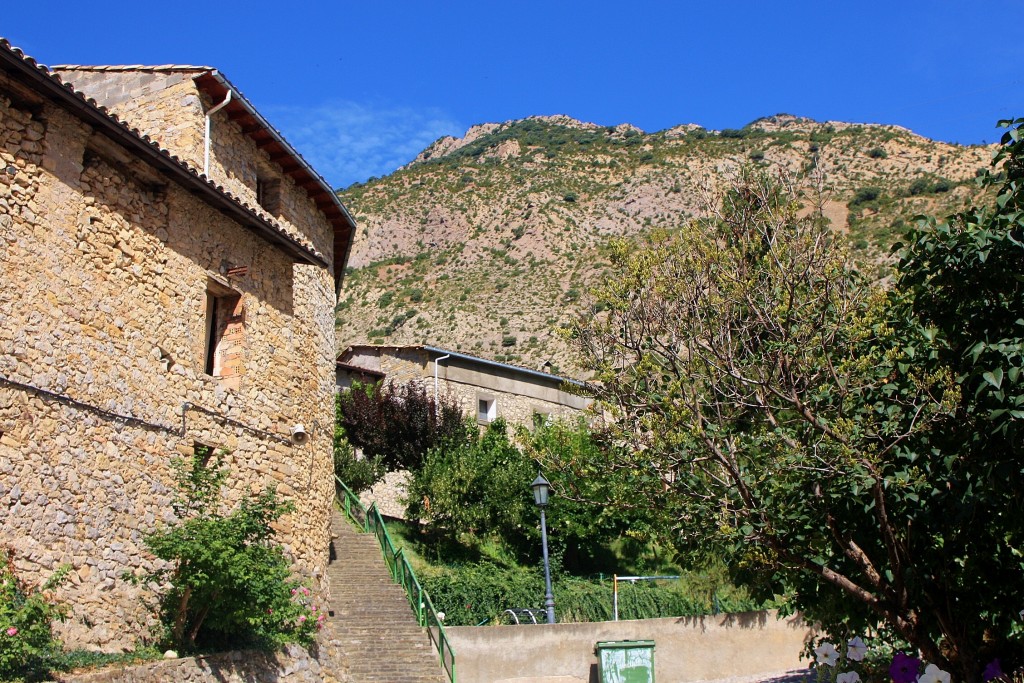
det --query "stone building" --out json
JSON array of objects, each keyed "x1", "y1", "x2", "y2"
[
  {"x1": 336, "y1": 345, "x2": 589, "y2": 430},
  {"x1": 0, "y1": 40, "x2": 355, "y2": 649}
]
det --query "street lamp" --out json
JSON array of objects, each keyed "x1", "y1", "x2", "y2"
[{"x1": 531, "y1": 473, "x2": 556, "y2": 624}]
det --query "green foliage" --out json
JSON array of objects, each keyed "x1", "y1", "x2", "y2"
[
  {"x1": 878, "y1": 117, "x2": 1024, "y2": 674},
  {"x1": 421, "y1": 562, "x2": 764, "y2": 626},
  {"x1": 406, "y1": 420, "x2": 537, "y2": 553},
  {"x1": 501, "y1": 335, "x2": 518, "y2": 347},
  {"x1": 908, "y1": 176, "x2": 955, "y2": 197},
  {"x1": 519, "y1": 418, "x2": 674, "y2": 573},
  {"x1": 849, "y1": 186, "x2": 883, "y2": 207},
  {"x1": 139, "y1": 455, "x2": 321, "y2": 652},
  {"x1": 867, "y1": 146, "x2": 888, "y2": 159},
  {"x1": 43, "y1": 648, "x2": 162, "y2": 674},
  {"x1": 0, "y1": 551, "x2": 67, "y2": 682},
  {"x1": 564, "y1": 162, "x2": 1024, "y2": 677},
  {"x1": 336, "y1": 380, "x2": 470, "y2": 471},
  {"x1": 333, "y1": 404, "x2": 386, "y2": 493}
]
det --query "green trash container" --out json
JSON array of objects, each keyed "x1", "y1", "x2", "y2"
[{"x1": 595, "y1": 639, "x2": 656, "y2": 683}]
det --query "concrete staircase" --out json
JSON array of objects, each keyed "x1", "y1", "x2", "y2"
[{"x1": 326, "y1": 508, "x2": 445, "y2": 683}]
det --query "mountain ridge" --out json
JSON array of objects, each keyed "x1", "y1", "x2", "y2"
[{"x1": 336, "y1": 113, "x2": 993, "y2": 374}]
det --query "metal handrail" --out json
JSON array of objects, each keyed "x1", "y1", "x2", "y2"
[{"x1": 334, "y1": 476, "x2": 455, "y2": 683}]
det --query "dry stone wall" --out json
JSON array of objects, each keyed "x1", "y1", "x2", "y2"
[
  {"x1": 53, "y1": 68, "x2": 334, "y2": 259},
  {"x1": 52, "y1": 642, "x2": 352, "y2": 683},
  {"x1": 0, "y1": 73, "x2": 336, "y2": 650}
]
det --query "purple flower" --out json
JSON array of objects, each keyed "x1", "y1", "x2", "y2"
[
  {"x1": 983, "y1": 659, "x2": 1004, "y2": 682},
  {"x1": 890, "y1": 652, "x2": 921, "y2": 683}
]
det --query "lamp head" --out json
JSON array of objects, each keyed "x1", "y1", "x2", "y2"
[{"x1": 531, "y1": 473, "x2": 551, "y2": 507}]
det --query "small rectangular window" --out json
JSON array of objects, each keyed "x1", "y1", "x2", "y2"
[
  {"x1": 477, "y1": 396, "x2": 496, "y2": 424},
  {"x1": 204, "y1": 280, "x2": 245, "y2": 389},
  {"x1": 256, "y1": 176, "x2": 281, "y2": 216}
]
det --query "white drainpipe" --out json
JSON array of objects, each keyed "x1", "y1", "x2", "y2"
[
  {"x1": 204, "y1": 90, "x2": 232, "y2": 178},
  {"x1": 433, "y1": 352, "x2": 452, "y2": 403}
]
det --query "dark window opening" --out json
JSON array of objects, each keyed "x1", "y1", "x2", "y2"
[{"x1": 256, "y1": 176, "x2": 281, "y2": 216}]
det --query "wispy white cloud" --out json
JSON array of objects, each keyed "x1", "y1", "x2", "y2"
[{"x1": 264, "y1": 100, "x2": 465, "y2": 189}]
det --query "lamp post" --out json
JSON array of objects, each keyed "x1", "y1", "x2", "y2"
[{"x1": 531, "y1": 473, "x2": 556, "y2": 625}]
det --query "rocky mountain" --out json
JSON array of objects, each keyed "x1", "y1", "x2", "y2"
[{"x1": 335, "y1": 114, "x2": 994, "y2": 375}]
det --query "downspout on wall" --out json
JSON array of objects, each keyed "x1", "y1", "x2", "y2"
[
  {"x1": 204, "y1": 89, "x2": 232, "y2": 177},
  {"x1": 433, "y1": 352, "x2": 452, "y2": 404}
]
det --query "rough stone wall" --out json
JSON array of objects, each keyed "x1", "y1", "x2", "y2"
[
  {"x1": 373, "y1": 350, "x2": 585, "y2": 431},
  {"x1": 51, "y1": 71, "x2": 206, "y2": 170},
  {"x1": 436, "y1": 378, "x2": 580, "y2": 428},
  {"x1": 54, "y1": 69, "x2": 333, "y2": 258},
  {"x1": 52, "y1": 642, "x2": 352, "y2": 683},
  {"x1": 0, "y1": 77, "x2": 336, "y2": 649},
  {"x1": 202, "y1": 90, "x2": 333, "y2": 258}
]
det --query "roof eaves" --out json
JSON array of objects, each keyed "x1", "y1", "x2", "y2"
[
  {"x1": 1, "y1": 40, "x2": 328, "y2": 268},
  {"x1": 340, "y1": 344, "x2": 585, "y2": 388},
  {"x1": 195, "y1": 70, "x2": 357, "y2": 274}
]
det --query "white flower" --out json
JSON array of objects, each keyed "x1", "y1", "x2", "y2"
[
  {"x1": 919, "y1": 664, "x2": 951, "y2": 683},
  {"x1": 837, "y1": 672, "x2": 861, "y2": 683},
  {"x1": 814, "y1": 641, "x2": 840, "y2": 667},
  {"x1": 436, "y1": 611, "x2": 445, "y2": 622},
  {"x1": 847, "y1": 636, "x2": 868, "y2": 662}
]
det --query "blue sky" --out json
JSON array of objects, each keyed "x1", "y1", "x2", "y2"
[{"x1": 4, "y1": 1, "x2": 1022, "y2": 188}]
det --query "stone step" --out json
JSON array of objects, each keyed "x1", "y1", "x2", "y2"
[{"x1": 325, "y1": 512, "x2": 445, "y2": 683}]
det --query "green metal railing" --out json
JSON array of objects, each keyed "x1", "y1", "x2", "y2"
[{"x1": 335, "y1": 477, "x2": 456, "y2": 683}]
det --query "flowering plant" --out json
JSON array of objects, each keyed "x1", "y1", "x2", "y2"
[
  {"x1": 811, "y1": 635, "x2": 1016, "y2": 683},
  {"x1": 0, "y1": 549, "x2": 68, "y2": 681}
]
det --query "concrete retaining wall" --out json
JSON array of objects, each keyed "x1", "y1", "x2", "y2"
[{"x1": 446, "y1": 610, "x2": 812, "y2": 683}]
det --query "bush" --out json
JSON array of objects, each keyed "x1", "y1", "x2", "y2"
[
  {"x1": 867, "y1": 146, "x2": 888, "y2": 159},
  {"x1": 333, "y1": 417, "x2": 386, "y2": 493},
  {"x1": 849, "y1": 186, "x2": 882, "y2": 207},
  {"x1": 908, "y1": 177, "x2": 931, "y2": 196},
  {"x1": 337, "y1": 380, "x2": 470, "y2": 471},
  {"x1": 139, "y1": 454, "x2": 321, "y2": 652},
  {"x1": 501, "y1": 335, "x2": 517, "y2": 347},
  {"x1": 0, "y1": 550, "x2": 67, "y2": 681},
  {"x1": 421, "y1": 562, "x2": 764, "y2": 626},
  {"x1": 748, "y1": 150, "x2": 765, "y2": 162}
]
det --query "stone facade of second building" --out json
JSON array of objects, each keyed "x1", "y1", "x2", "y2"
[
  {"x1": 336, "y1": 345, "x2": 589, "y2": 430},
  {"x1": 0, "y1": 41, "x2": 354, "y2": 649}
]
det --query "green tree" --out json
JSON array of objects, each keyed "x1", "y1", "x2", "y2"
[
  {"x1": 406, "y1": 419, "x2": 538, "y2": 554},
  {"x1": 519, "y1": 418, "x2": 676, "y2": 573},
  {"x1": 883, "y1": 117, "x2": 1024, "y2": 676},
  {"x1": 566, "y1": 156, "x2": 1024, "y2": 679}
]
